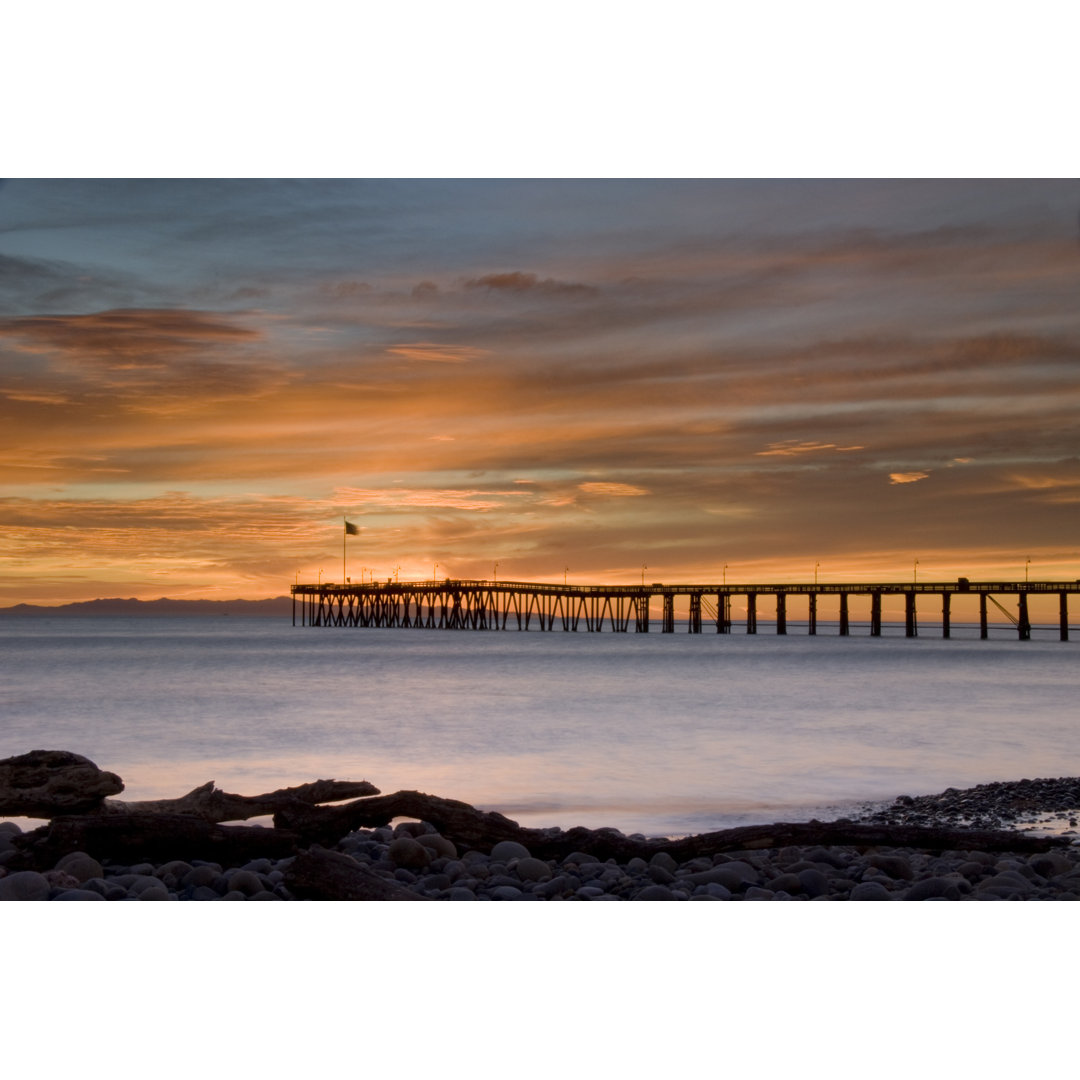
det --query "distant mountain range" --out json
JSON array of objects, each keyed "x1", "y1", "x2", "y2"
[{"x1": 0, "y1": 597, "x2": 293, "y2": 618}]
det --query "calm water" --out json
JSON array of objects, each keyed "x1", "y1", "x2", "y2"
[{"x1": 2, "y1": 616, "x2": 1078, "y2": 836}]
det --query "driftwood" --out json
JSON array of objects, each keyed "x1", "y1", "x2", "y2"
[
  {"x1": 0, "y1": 750, "x2": 124, "y2": 817},
  {"x1": 275, "y1": 789, "x2": 1069, "y2": 861},
  {"x1": 283, "y1": 847, "x2": 432, "y2": 901},
  {"x1": 8, "y1": 812, "x2": 303, "y2": 872},
  {"x1": 101, "y1": 778, "x2": 380, "y2": 822},
  {"x1": 4, "y1": 752, "x2": 1070, "y2": 886}
]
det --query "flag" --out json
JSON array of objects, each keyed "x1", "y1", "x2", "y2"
[{"x1": 344, "y1": 520, "x2": 360, "y2": 535}]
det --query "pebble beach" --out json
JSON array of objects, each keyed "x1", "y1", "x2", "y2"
[{"x1": 3, "y1": 776, "x2": 1079, "y2": 901}]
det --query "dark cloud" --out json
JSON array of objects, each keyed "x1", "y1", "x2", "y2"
[
  {"x1": 464, "y1": 271, "x2": 597, "y2": 297},
  {"x1": 0, "y1": 308, "x2": 260, "y2": 367}
]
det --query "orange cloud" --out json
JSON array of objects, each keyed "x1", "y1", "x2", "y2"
[
  {"x1": 889, "y1": 471, "x2": 930, "y2": 484},
  {"x1": 578, "y1": 482, "x2": 650, "y2": 497}
]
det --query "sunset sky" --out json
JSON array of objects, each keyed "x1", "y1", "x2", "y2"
[{"x1": 2, "y1": 178, "x2": 1079, "y2": 604}]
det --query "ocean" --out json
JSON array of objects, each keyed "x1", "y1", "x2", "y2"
[{"x1": 2, "y1": 615, "x2": 1077, "y2": 837}]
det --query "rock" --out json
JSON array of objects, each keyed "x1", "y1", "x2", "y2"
[
  {"x1": 866, "y1": 853, "x2": 913, "y2": 880},
  {"x1": 227, "y1": 870, "x2": 264, "y2": 896},
  {"x1": 0, "y1": 870, "x2": 51, "y2": 901},
  {"x1": 744, "y1": 887, "x2": 777, "y2": 900},
  {"x1": 490, "y1": 840, "x2": 531, "y2": 862},
  {"x1": 850, "y1": 881, "x2": 893, "y2": 901},
  {"x1": 136, "y1": 885, "x2": 172, "y2": 900},
  {"x1": 632, "y1": 884, "x2": 676, "y2": 900},
  {"x1": 904, "y1": 877, "x2": 963, "y2": 901},
  {"x1": 388, "y1": 836, "x2": 432, "y2": 869},
  {"x1": 416, "y1": 833, "x2": 457, "y2": 859},
  {"x1": 767, "y1": 872, "x2": 804, "y2": 895},
  {"x1": 181, "y1": 865, "x2": 219, "y2": 889},
  {"x1": 54, "y1": 851, "x2": 104, "y2": 883},
  {"x1": 797, "y1": 868, "x2": 831, "y2": 898},
  {"x1": 52, "y1": 888, "x2": 105, "y2": 901},
  {"x1": 515, "y1": 857, "x2": 553, "y2": 882},
  {"x1": 490, "y1": 885, "x2": 523, "y2": 900},
  {"x1": 449, "y1": 887, "x2": 477, "y2": 901},
  {"x1": 649, "y1": 851, "x2": 679, "y2": 874},
  {"x1": 0, "y1": 749, "x2": 124, "y2": 817}
]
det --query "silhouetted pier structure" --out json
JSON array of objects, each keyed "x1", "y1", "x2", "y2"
[{"x1": 292, "y1": 578, "x2": 1078, "y2": 641}]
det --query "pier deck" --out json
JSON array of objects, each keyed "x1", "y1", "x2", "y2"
[{"x1": 292, "y1": 579, "x2": 1079, "y2": 640}]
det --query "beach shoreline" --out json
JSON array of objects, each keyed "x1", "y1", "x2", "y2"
[{"x1": 2, "y1": 775, "x2": 1079, "y2": 901}]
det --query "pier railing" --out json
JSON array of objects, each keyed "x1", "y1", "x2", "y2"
[{"x1": 291, "y1": 578, "x2": 1079, "y2": 641}]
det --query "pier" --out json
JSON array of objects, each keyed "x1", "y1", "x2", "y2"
[{"x1": 292, "y1": 578, "x2": 1079, "y2": 641}]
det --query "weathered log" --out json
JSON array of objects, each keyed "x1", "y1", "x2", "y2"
[
  {"x1": 0, "y1": 749, "x2": 125, "y2": 817},
  {"x1": 275, "y1": 790, "x2": 1069, "y2": 860},
  {"x1": 100, "y1": 778, "x2": 380, "y2": 822},
  {"x1": 8, "y1": 812, "x2": 302, "y2": 872},
  {"x1": 283, "y1": 847, "x2": 432, "y2": 901}
]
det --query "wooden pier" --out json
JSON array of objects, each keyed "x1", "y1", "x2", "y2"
[{"x1": 292, "y1": 578, "x2": 1079, "y2": 641}]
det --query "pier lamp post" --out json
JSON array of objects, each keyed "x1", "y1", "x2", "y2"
[
  {"x1": 913, "y1": 559, "x2": 919, "y2": 583},
  {"x1": 642, "y1": 564, "x2": 647, "y2": 586},
  {"x1": 493, "y1": 561, "x2": 499, "y2": 583},
  {"x1": 723, "y1": 564, "x2": 728, "y2": 586},
  {"x1": 564, "y1": 567, "x2": 568, "y2": 586},
  {"x1": 393, "y1": 566, "x2": 400, "y2": 583},
  {"x1": 434, "y1": 563, "x2": 438, "y2": 582},
  {"x1": 1026, "y1": 557, "x2": 1030, "y2": 583},
  {"x1": 815, "y1": 562, "x2": 820, "y2": 586},
  {"x1": 318, "y1": 569, "x2": 323, "y2": 585}
]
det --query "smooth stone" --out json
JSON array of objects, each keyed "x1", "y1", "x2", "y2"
[
  {"x1": 534, "y1": 874, "x2": 575, "y2": 898},
  {"x1": 241, "y1": 859, "x2": 273, "y2": 875},
  {"x1": 514, "y1": 857, "x2": 553, "y2": 882},
  {"x1": 81, "y1": 878, "x2": 129, "y2": 900},
  {"x1": 416, "y1": 834, "x2": 457, "y2": 859},
  {"x1": 54, "y1": 851, "x2": 104, "y2": 883},
  {"x1": 709, "y1": 866, "x2": 761, "y2": 892},
  {"x1": 850, "y1": 881, "x2": 893, "y2": 901},
  {"x1": 227, "y1": 870, "x2": 265, "y2": 896},
  {"x1": 866, "y1": 854, "x2": 913, "y2": 880},
  {"x1": 768, "y1": 873, "x2": 805, "y2": 895},
  {"x1": 903, "y1": 877, "x2": 962, "y2": 901},
  {"x1": 490, "y1": 840, "x2": 531, "y2": 862},
  {"x1": 647, "y1": 864, "x2": 675, "y2": 885},
  {"x1": 448, "y1": 887, "x2": 477, "y2": 901},
  {"x1": 633, "y1": 884, "x2": 676, "y2": 901},
  {"x1": 797, "y1": 868, "x2": 831, "y2": 898},
  {"x1": 249, "y1": 890, "x2": 281, "y2": 900},
  {"x1": 181, "y1": 865, "x2": 220, "y2": 889},
  {"x1": 135, "y1": 885, "x2": 172, "y2": 900},
  {"x1": 1029, "y1": 853, "x2": 1074, "y2": 878},
  {"x1": 490, "y1": 885, "x2": 523, "y2": 900},
  {"x1": 649, "y1": 852, "x2": 678, "y2": 874},
  {"x1": 576, "y1": 886, "x2": 607, "y2": 899},
  {"x1": 388, "y1": 836, "x2": 432, "y2": 869},
  {"x1": 561, "y1": 850, "x2": 599, "y2": 866},
  {"x1": 744, "y1": 887, "x2": 776, "y2": 900},
  {"x1": 0, "y1": 868, "x2": 51, "y2": 902},
  {"x1": 156, "y1": 860, "x2": 194, "y2": 880},
  {"x1": 191, "y1": 886, "x2": 220, "y2": 901},
  {"x1": 52, "y1": 888, "x2": 105, "y2": 901},
  {"x1": 129, "y1": 874, "x2": 166, "y2": 895}
]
